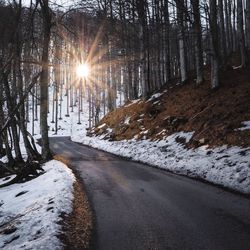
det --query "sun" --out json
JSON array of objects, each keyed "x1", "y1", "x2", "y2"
[{"x1": 76, "y1": 64, "x2": 90, "y2": 78}]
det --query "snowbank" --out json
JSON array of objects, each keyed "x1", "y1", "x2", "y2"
[
  {"x1": 0, "y1": 160, "x2": 75, "y2": 250},
  {"x1": 72, "y1": 131, "x2": 250, "y2": 194}
]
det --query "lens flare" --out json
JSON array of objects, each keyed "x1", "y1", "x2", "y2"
[{"x1": 76, "y1": 64, "x2": 89, "y2": 77}]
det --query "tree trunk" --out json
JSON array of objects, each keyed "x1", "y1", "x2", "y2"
[
  {"x1": 224, "y1": 0, "x2": 231, "y2": 54},
  {"x1": 163, "y1": 0, "x2": 171, "y2": 82},
  {"x1": 2, "y1": 71, "x2": 23, "y2": 162},
  {"x1": 209, "y1": 0, "x2": 220, "y2": 89},
  {"x1": 176, "y1": 0, "x2": 188, "y2": 83},
  {"x1": 218, "y1": 0, "x2": 226, "y2": 64},
  {"x1": 237, "y1": 0, "x2": 246, "y2": 67},
  {"x1": 191, "y1": 0, "x2": 203, "y2": 85},
  {"x1": 40, "y1": 0, "x2": 52, "y2": 160},
  {"x1": 136, "y1": 0, "x2": 149, "y2": 97},
  {"x1": 16, "y1": 56, "x2": 41, "y2": 161},
  {"x1": 246, "y1": 0, "x2": 250, "y2": 50}
]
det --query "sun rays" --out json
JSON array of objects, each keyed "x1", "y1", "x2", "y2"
[{"x1": 76, "y1": 63, "x2": 90, "y2": 78}]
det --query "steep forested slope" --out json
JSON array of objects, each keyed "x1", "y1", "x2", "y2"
[{"x1": 92, "y1": 66, "x2": 250, "y2": 148}]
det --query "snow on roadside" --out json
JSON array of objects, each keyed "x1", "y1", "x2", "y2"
[
  {"x1": 0, "y1": 160, "x2": 75, "y2": 250},
  {"x1": 236, "y1": 121, "x2": 250, "y2": 131},
  {"x1": 37, "y1": 88, "x2": 250, "y2": 194},
  {"x1": 72, "y1": 131, "x2": 250, "y2": 194}
]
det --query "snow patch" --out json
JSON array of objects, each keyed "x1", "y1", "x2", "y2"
[
  {"x1": 72, "y1": 131, "x2": 250, "y2": 194},
  {"x1": 125, "y1": 99, "x2": 140, "y2": 107},
  {"x1": 236, "y1": 121, "x2": 250, "y2": 131},
  {"x1": 0, "y1": 160, "x2": 75, "y2": 250},
  {"x1": 124, "y1": 117, "x2": 131, "y2": 125},
  {"x1": 147, "y1": 93, "x2": 163, "y2": 102},
  {"x1": 98, "y1": 123, "x2": 107, "y2": 129}
]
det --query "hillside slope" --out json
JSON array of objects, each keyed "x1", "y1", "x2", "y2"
[{"x1": 93, "y1": 67, "x2": 250, "y2": 148}]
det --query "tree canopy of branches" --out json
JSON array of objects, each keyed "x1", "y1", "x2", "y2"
[{"x1": 0, "y1": 0, "x2": 249, "y2": 181}]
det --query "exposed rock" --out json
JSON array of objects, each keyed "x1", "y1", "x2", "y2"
[
  {"x1": 192, "y1": 137, "x2": 209, "y2": 147},
  {"x1": 146, "y1": 105, "x2": 162, "y2": 118},
  {"x1": 175, "y1": 136, "x2": 187, "y2": 145},
  {"x1": 198, "y1": 138, "x2": 208, "y2": 145},
  {"x1": 163, "y1": 116, "x2": 187, "y2": 128}
]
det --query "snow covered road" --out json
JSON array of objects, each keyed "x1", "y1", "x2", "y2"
[{"x1": 50, "y1": 137, "x2": 250, "y2": 250}]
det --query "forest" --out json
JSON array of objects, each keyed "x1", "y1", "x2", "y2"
[
  {"x1": 0, "y1": 0, "x2": 250, "y2": 249},
  {"x1": 0, "y1": 0, "x2": 249, "y2": 168}
]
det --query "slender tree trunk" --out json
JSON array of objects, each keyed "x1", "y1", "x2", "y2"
[
  {"x1": 246, "y1": 0, "x2": 250, "y2": 50},
  {"x1": 224, "y1": 0, "x2": 231, "y2": 54},
  {"x1": 233, "y1": 0, "x2": 237, "y2": 51},
  {"x1": 136, "y1": 0, "x2": 149, "y2": 97},
  {"x1": 176, "y1": 0, "x2": 188, "y2": 83},
  {"x1": 209, "y1": 0, "x2": 220, "y2": 89},
  {"x1": 218, "y1": 0, "x2": 226, "y2": 64},
  {"x1": 0, "y1": 79, "x2": 6, "y2": 158},
  {"x1": 164, "y1": 0, "x2": 171, "y2": 82},
  {"x1": 39, "y1": 0, "x2": 52, "y2": 160},
  {"x1": 191, "y1": 0, "x2": 203, "y2": 85},
  {"x1": 2, "y1": 72, "x2": 23, "y2": 162},
  {"x1": 17, "y1": 54, "x2": 41, "y2": 160},
  {"x1": 237, "y1": 0, "x2": 246, "y2": 67}
]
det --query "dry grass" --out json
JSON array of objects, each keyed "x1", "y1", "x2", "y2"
[{"x1": 59, "y1": 180, "x2": 93, "y2": 250}]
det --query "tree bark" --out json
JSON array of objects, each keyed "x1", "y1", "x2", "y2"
[
  {"x1": 163, "y1": 0, "x2": 171, "y2": 82},
  {"x1": 209, "y1": 0, "x2": 220, "y2": 89},
  {"x1": 39, "y1": 0, "x2": 52, "y2": 160},
  {"x1": 218, "y1": 0, "x2": 226, "y2": 64},
  {"x1": 191, "y1": 0, "x2": 203, "y2": 85},
  {"x1": 176, "y1": 0, "x2": 188, "y2": 83},
  {"x1": 237, "y1": 0, "x2": 246, "y2": 67},
  {"x1": 246, "y1": 0, "x2": 250, "y2": 50}
]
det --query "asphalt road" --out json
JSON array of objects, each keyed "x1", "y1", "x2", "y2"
[{"x1": 50, "y1": 137, "x2": 250, "y2": 250}]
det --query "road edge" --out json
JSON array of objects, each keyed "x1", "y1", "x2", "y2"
[{"x1": 53, "y1": 154, "x2": 94, "y2": 250}]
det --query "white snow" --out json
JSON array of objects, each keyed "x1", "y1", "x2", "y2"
[
  {"x1": 72, "y1": 131, "x2": 250, "y2": 194},
  {"x1": 124, "y1": 117, "x2": 131, "y2": 125},
  {"x1": 153, "y1": 100, "x2": 160, "y2": 105},
  {"x1": 26, "y1": 85, "x2": 94, "y2": 138},
  {"x1": 156, "y1": 129, "x2": 166, "y2": 136},
  {"x1": 98, "y1": 123, "x2": 107, "y2": 129},
  {"x1": 146, "y1": 92, "x2": 163, "y2": 102},
  {"x1": 232, "y1": 65, "x2": 243, "y2": 70},
  {"x1": 0, "y1": 160, "x2": 75, "y2": 250},
  {"x1": 124, "y1": 99, "x2": 141, "y2": 107},
  {"x1": 236, "y1": 121, "x2": 250, "y2": 131},
  {"x1": 0, "y1": 97, "x2": 76, "y2": 249}
]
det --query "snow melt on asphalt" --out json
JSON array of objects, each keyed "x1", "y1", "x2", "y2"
[
  {"x1": 0, "y1": 160, "x2": 75, "y2": 250},
  {"x1": 72, "y1": 131, "x2": 250, "y2": 194}
]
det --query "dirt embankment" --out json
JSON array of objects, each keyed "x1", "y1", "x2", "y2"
[
  {"x1": 59, "y1": 177, "x2": 93, "y2": 250},
  {"x1": 92, "y1": 65, "x2": 250, "y2": 148}
]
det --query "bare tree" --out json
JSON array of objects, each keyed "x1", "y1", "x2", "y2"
[
  {"x1": 191, "y1": 0, "x2": 203, "y2": 84},
  {"x1": 209, "y1": 0, "x2": 220, "y2": 88},
  {"x1": 246, "y1": 0, "x2": 250, "y2": 50},
  {"x1": 39, "y1": 0, "x2": 52, "y2": 160}
]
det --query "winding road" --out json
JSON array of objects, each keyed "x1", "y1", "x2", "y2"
[{"x1": 50, "y1": 137, "x2": 250, "y2": 250}]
